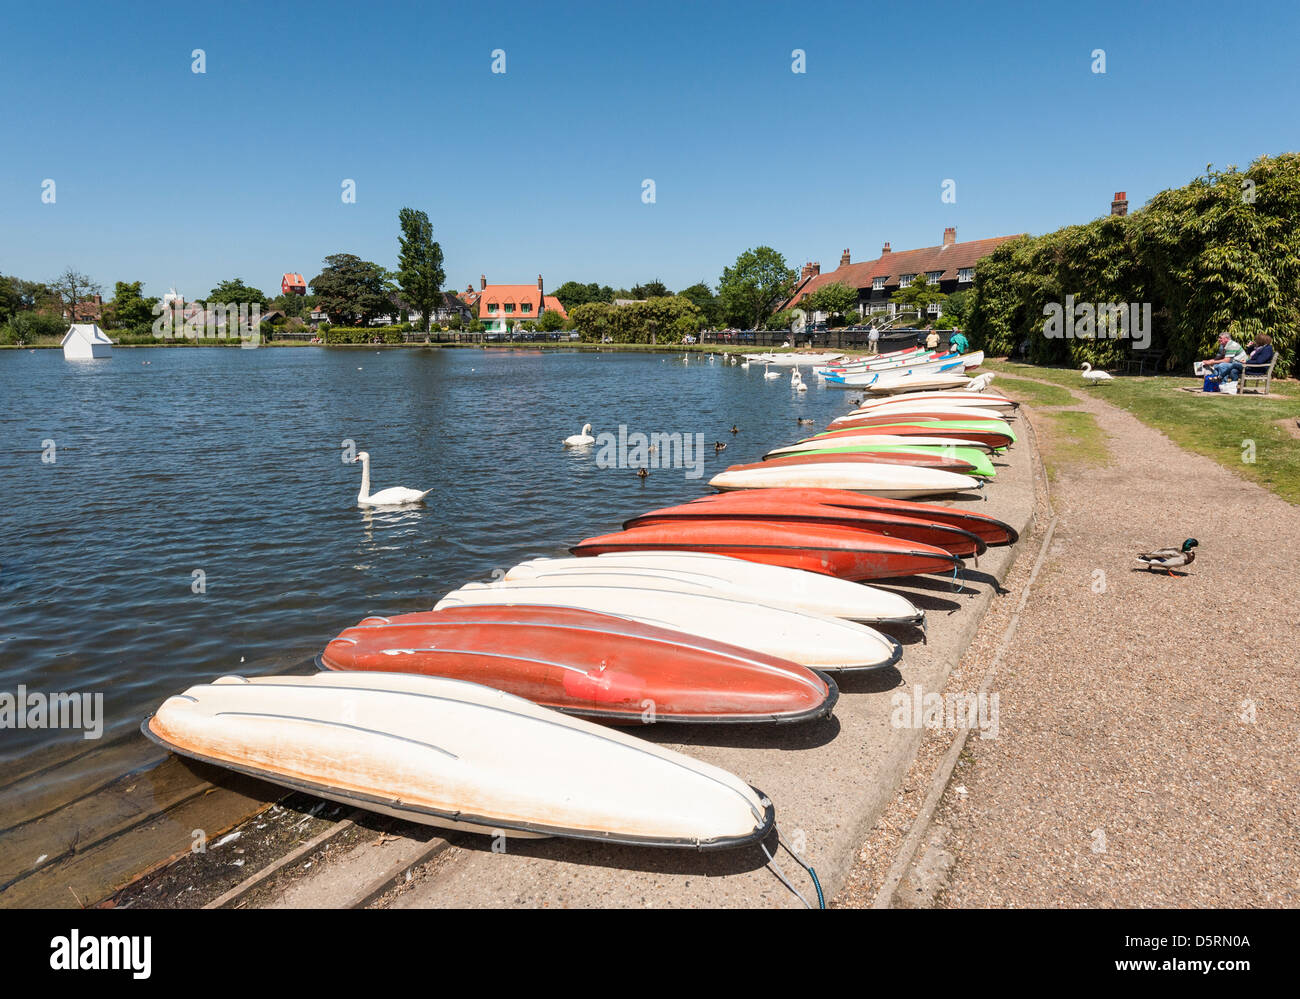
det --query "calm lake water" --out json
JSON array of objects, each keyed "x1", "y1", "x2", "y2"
[{"x1": 0, "y1": 346, "x2": 850, "y2": 810}]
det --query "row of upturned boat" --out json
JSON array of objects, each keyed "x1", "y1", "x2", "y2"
[{"x1": 143, "y1": 348, "x2": 1020, "y2": 879}]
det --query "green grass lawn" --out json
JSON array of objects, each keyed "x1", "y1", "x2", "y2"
[{"x1": 987, "y1": 359, "x2": 1300, "y2": 503}]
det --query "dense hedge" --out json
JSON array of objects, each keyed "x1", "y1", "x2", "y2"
[
  {"x1": 569, "y1": 296, "x2": 702, "y2": 343},
  {"x1": 322, "y1": 326, "x2": 410, "y2": 344},
  {"x1": 967, "y1": 154, "x2": 1300, "y2": 375}
]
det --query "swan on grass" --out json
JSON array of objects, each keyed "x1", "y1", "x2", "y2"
[
  {"x1": 563, "y1": 423, "x2": 595, "y2": 447},
  {"x1": 1081, "y1": 362, "x2": 1114, "y2": 385},
  {"x1": 352, "y1": 451, "x2": 430, "y2": 507}
]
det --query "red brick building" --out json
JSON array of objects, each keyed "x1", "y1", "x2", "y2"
[{"x1": 785, "y1": 227, "x2": 1023, "y2": 321}]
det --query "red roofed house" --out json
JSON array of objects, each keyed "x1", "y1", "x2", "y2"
[
  {"x1": 281, "y1": 273, "x2": 307, "y2": 296},
  {"x1": 784, "y1": 228, "x2": 1024, "y2": 323},
  {"x1": 474, "y1": 274, "x2": 568, "y2": 333}
]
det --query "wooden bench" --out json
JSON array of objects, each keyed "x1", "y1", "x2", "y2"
[
  {"x1": 1238, "y1": 353, "x2": 1279, "y2": 395},
  {"x1": 1123, "y1": 348, "x2": 1166, "y2": 375}
]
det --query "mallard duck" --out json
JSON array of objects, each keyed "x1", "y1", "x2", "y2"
[
  {"x1": 796, "y1": 417, "x2": 816, "y2": 425},
  {"x1": 637, "y1": 467, "x2": 649, "y2": 479},
  {"x1": 730, "y1": 424, "x2": 739, "y2": 435},
  {"x1": 1136, "y1": 538, "x2": 1198, "y2": 575},
  {"x1": 714, "y1": 441, "x2": 726, "y2": 452}
]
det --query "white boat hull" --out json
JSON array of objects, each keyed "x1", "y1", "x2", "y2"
[
  {"x1": 710, "y1": 461, "x2": 983, "y2": 499},
  {"x1": 435, "y1": 582, "x2": 902, "y2": 673},
  {"x1": 505, "y1": 553, "x2": 924, "y2": 626},
  {"x1": 767, "y1": 433, "x2": 996, "y2": 457},
  {"x1": 144, "y1": 673, "x2": 774, "y2": 848}
]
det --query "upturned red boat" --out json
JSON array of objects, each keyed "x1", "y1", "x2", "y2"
[
  {"x1": 826, "y1": 412, "x2": 1010, "y2": 431},
  {"x1": 806, "y1": 424, "x2": 1014, "y2": 450},
  {"x1": 624, "y1": 498, "x2": 987, "y2": 556},
  {"x1": 321, "y1": 604, "x2": 837, "y2": 725},
  {"x1": 571, "y1": 520, "x2": 962, "y2": 580},
  {"x1": 731, "y1": 450, "x2": 979, "y2": 475},
  {"x1": 685, "y1": 488, "x2": 1019, "y2": 546}
]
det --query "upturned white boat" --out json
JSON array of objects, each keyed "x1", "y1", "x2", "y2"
[
  {"x1": 846, "y1": 391, "x2": 1018, "y2": 413},
  {"x1": 505, "y1": 553, "x2": 924, "y2": 626},
  {"x1": 709, "y1": 461, "x2": 983, "y2": 499},
  {"x1": 742, "y1": 352, "x2": 844, "y2": 367},
  {"x1": 861, "y1": 373, "x2": 972, "y2": 394},
  {"x1": 435, "y1": 582, "x2": 903, "y2": 673},
  {"x1": 826, "y1": 355, "x2": 965, "y2": 386},
  {"x1": 144, "y1": 673, "x2": 775, "y2": 848},
  {"x1": 767, "y1": 433, "x2": 996, "y2": 458}
]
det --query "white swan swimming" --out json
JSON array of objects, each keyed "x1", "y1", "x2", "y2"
[
  {"x1": 352, "y1": 451, "x2": 430, "y2": 507},
  {"x1": 791, "y1": 368, "x2": 807, "y2": 392},
  {"x1": 563, "y1": 423, "x2": 595, "y2": 447},
  {"x1": 763, "y1": 364, "x2": 780, "y2": 380},
  {"x1": 1081, "y1": 362, "x2": 1114, "y2": 385}
]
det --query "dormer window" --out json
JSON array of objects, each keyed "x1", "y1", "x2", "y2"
[
  {"x1": 872, "y1": 277, "x2": 885, "y2": 291},
  {"x1": 927, "y1": 271, "x2": 943, "y2": 285},
  {"x1": 487, "y1": 304, "x2": 498, "y2": 313},
  {"x1": 504, "y1": 303, "x2": 515, "y2": 313},
  {"x1": 899, "y1": 274, "x2": 915, "y2": 288},
  {"x1": 958, "y1": 267, "x2": 974, "y2": 283}
]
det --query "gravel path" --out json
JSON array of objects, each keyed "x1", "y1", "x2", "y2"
[{"x1": 911, "y1": 375, "x2": 1299, "y2": 907}]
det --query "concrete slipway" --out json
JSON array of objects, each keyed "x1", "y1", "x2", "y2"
[
  {"x1": 376, "y1": 438, "x2": 1040, "y2": 909},
  {"x1": 16, "y1": 421, "x2": 1037, "y2": 910}
]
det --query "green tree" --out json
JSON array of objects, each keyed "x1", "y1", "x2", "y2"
[
  {"x1": 718, "y1": 247, "x2": 796, "y2": 329},
  {"x1": 803, "y1": 281, "x2": 858, "y2": 324},
  {"x1": 632, "y1": 279, "x2": 670, "y2": 298},
  {"x1": 677, "y1": 281, "x2": 720, "y2": 327},
  {"x1": 552, "y1": 281, "x2": 614, "y2": 309},
  {"x1": 538, "y1": 308, "x2": 565, "y2": 332},
  {"x1": 104, "y1": 281, "x2": 159, "y2": 333},
  {"x1": 310, "y1": 253, "x2": 390, "y2": 326},
  {"x1": 207, "y1": 278, "x2": 268, "y2": 305},
  {"x1": 50, "y1": 268, "x2": 101, "y2": 321},
  {"x1": 0, "y1": 274, "x2": 48, "y2": 322},
  {"x1": 396, "y1": 207, "x2": 445, "y2": 333}
]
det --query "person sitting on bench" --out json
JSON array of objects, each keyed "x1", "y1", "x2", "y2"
[
  {"x1": 1197, "y1": 332, "x2": 1244, "y2": 374},
  {"x1": 1212, "y1": 333, "x2": 1273, "y2": 383}
]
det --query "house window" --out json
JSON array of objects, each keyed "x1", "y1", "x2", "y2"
[
  {"x1": 872, "y1": 277, "x2": 885, "y2": 291},
  {"x1": 899, "y1": 274, "x2": 915, "y2": 288},
  {"x1": 504, "y1": 303, "x2": 515, "y2": 313},
  {"x1": 487, "y1": 304, "x2": 498, "y2": 313},
  {"x1": 521, "y1": 303, "x2": 532, "y2": 313},
  {"x1": 958, "y1": 267, "x2": 974, "y2": 283},
  {"x1": 927, "y1": 302, "x2": 942, "y2": 315},
  {"x1": 927, "y1": 271, "x2": 942, "y2": 285}
]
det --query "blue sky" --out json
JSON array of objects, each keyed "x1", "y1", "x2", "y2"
[{"x1": 2, "y1": 0, "x2": 1297, "y2": 300}]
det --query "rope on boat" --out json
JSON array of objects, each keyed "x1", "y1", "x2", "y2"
[{"x1": 762, "y1": 825, "x2": 825, "y2": 909}]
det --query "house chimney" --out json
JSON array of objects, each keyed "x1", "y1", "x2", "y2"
[
  {"x1": 881, "y1": 242, "x2": 891, "y2": 255},
  {"x1": 538, "y1": 274, "x2": 544, "y2": 294},
  {"x1": 811, "y1": 261, "x2": 821, "y2": 276},
  {"x1": 480, "y1": 274, "x2": 486, "y2": 290},
  {"x1": 943, "y1": 227, "x2": 956, "y2": 246},
  {"x1": 1111, "y1": 191, "x2": 1128, "y2": 216},
  {"x1": 840, "y1": 248, "x2": 851, "y2": 267},
  {"x1": 466, "y1": 283, "x2": 473, "y2": 294}
]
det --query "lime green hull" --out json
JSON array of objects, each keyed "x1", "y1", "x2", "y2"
[{"x1": 794, "y1": 444, "x2": 997, "y2": 478}]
